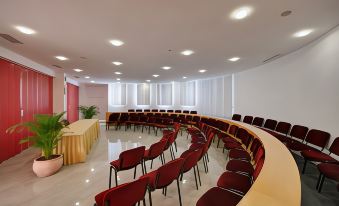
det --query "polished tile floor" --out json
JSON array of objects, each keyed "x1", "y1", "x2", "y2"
[{"x1": 0, "y1": 125, "x2": 227, "y2": 206}]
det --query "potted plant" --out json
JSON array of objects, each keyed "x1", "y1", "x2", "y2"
[
  {"x1": 7, "y1": 112, "x2": 67, "y2": 177},
  {"x1": 78, "y1": 105, "x2": 100, "y2": 119}
]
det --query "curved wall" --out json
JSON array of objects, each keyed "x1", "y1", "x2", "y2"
[{"x1": 235, "y1": 26, "x2": 339, "y2": 144}]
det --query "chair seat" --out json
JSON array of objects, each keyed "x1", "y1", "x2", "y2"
[
  {"x1": 217, "y1": 172, "x2": 252, "y2": 194},
  {"x1": 196, "y1": 187, "x2": 242, "y2": 206},
  {"x1": 222, "y1": 137, "x2": 238, "y2": 144},
  {"x1": 286, "y1": 141, "x2": 315, "y2": 151},
  {"x1": 229, "y1": 149, "x2": 251, "y2": 161},
  {"x1": 301, "y1": 150, "x2": 336, "y2": 163},
  {"x1": 163, "y1": 129, "x2": 173, "y2": 135},
  {"x1": 191, "y1": 135, "x2": 206, "y2": 143},
  {"x1": 274, "y1": 134, "x2": 290, "y2": 142},
  {"x1": 318, "y1": 163, "x2": 339, "y2": 181},
  {"x1": 226, "y1": 160, "x2": 254, "y2": 175},
  {"x1": 110, "y1": 160, "x2": 121, "y2": 170},
  {"x1": 189, "y1": 143, "x2": 204, "y2": 151},
  {"x1": 224, "y1": 142, "x2": 243, "y2": 150}
]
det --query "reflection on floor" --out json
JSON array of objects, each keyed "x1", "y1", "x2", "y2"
[{"x1": 0, "y1": 125, "x2": 226, "y2": 206}]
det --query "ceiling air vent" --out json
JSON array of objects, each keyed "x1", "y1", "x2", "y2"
[
  {"x1": 52, "y1": 64, "x2": 63, "y2": 69},
  {"x1": 263, "y1": 54, "x2": 281, "y2": 63},
  {"x1": 0, "y1": 34, "x2": 23, "y2": 44}
]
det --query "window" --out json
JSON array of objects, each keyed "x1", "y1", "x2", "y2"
[
  {"x1": 156, "y1": 83, "x2": 173, "y2": 106},
  {"x1": 108, "y1": 83, "x2": 126, "y2": 106},
  {"x1": 180, "y1": 81, "x2": 196, "y2": 106},
  {"x1": 137, "y1": 83, "x2": 151, "y2": 105}
]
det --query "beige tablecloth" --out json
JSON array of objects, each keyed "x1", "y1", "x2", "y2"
[{"x1": 54, "y1": 119, "x2": 100, "y2": 165}]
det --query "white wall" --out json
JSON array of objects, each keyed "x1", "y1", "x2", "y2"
[
  {"x1": 107, "y1": 76, "x2": 233, "y2": 118},
  {"x1": 234, "y1": 26, "x2": 339, "y2": 145},
  {"x1": 79, "y1": 83, "x2": 108, "y2": 120}
]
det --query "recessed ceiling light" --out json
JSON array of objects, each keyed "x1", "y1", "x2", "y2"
[
  {"x1": 90, "y1": 80, "x2": 95, "y2": 83},
  {"x1": 85, "y1": 179, "x2": 90, "y2": 183},
  {"x1": 181, "y1": 50, "x2": 194, "y2": 56},
  {"x1": 115, "y1": 72, "x2": 122, "y2": 75},
  {"x1": 230, "y1": 6, "x2": 253, "y2": 20},
  {"x1": 153, "y1": 74, "x2": 159, "y2": 77},
  {"x1": 73, "y1": 68, "x2": 83, "y2": 72},
  {"x1": 112, "y1": 61, "x2": 123, "y2": 66},
  {"x1": 55, "y1": 56, "x2": 68, "y2": 61},
  {"x1": 162, "y1": 66, "x2": 171, "y2": 70},
  {"x1": 293, "y1": 29, "x2": 313, "y2": 38},
  {"x1": 146, "y1": 80, "x2": 151, "y2": 82},
  {"x1": 110, "y1": 39, "x2": 124, "y2": 47},
  {"x1": 84, "y1": 76, "x2": 90, "y2": 79},
  {"x1": 228, "y1": 57, "x2": 240, "y2": 62},
  {"x1": 75, "y1": 202, "x2": 80, "y2": 206},
  {"x1": 199, "y1": 69, "x2": 207, "y2": 73},
  {"x1": 183, "y1": 76, "x2": 187, "y2": 79},
  {"x1": 91, "y1": 168, "x2": 95, "y2": 172},
  {"x1": 116, "y1": 78, "x2": 120, "y2": 81},
  {"x1": 15, "y1": 26, "x2": 36, "y2": 35}
]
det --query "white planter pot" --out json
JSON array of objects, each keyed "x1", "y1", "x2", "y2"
[{"x1": 32, "y1": 154, "x2": 63, "y2": 177}]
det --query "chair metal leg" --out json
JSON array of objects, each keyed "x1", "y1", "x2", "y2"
[
  {"x1": 193, "y1": 166, "x2": 198, "y2": 190},
  {"x1": 138, "y1": 201, "x2": 140, "y2": 206},
  {"x1": 150, "y1": 159, "x2": 153, "y2": 169},
  {"x1": 196, "y1": 165, "x2": 201, "y2": 186},
  {"x1": 144, "y1": 161, "x2": 147, "y2": 174},
  {"x1": 316, "y1": 173, "x2": 322, "y2": 190},
  {"x1": 134, "y1": 166, "x2": 137, "y2": 179},
  {"x1": 217, "y1": 138, "x2": 220, "y2": 148},
  {"x1": 174, "y1": 141, "x2": 178, "y2": 152},
  {"x1": 302, "y1": 159, "x2": 308, "y2": 174},
  {"x1": 318, "y1": 175, "x2": 326, "y2": 193},
  {"x1": 162, "y1": 153, "x2": 166, "y2": 164},
  {"x1": 115, "y1": 169, "x2": 118, "y2": 186},
  {"x1": 148, "y1": 187, "x2": 153, "y2": 206},
  {"x1": 176, "y1": 179, "x2": 183, "y2": 206},
  {"x1": 206, "y1": 152, "x2": 209, "y2": 162},
  {"x1": 143, "y1": 198, "x2": 146, "y2": 206},
  {"x1": 109, "y1": 166, "x2": 113, "y2": 188},
  {"x1": 141, "y1": 162, "x2": 145, "y2": 175}
]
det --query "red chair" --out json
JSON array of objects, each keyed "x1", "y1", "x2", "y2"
[
  {"x1": 301, "y1": 137, "x2": 339, "y2": 174},
  {"x1": 243, "y1": 116, "x2": 253, "y2": 124},
  {"x1": 109, "y1": 146, "x2": 146, "y2": 188},
  {"x1": 223, "y1": 127, "x2": 247, "y2": 153},
  {"x1": 285, "y1": 125, "x2": 309, "y2": 144},
  {"x1": 252, "y1": 117, "x2": 264, "y2": 127},
  {"x1": 316, "y1": 163, "x2": 339, "y2": 193},
  {"x1": 262, "y1": 119, "x2": 277, "y2": 131},
  {"x1": 118, "y1": 113, "x2": 130, "y2": 131},
  {"x1": 140, "y1": 158, "x2": 185, "y2": 206},
  {"x1": 287, "y1": 129, "x2": 330, "y2": 152},
  {"x1": 106, "y1": 113, "x2": 120, "y2": 130},
  {"x1": 125, "y1": 114, "x2": 140, "y2": 131},
  {"x1": 180, "y1": 148, "x2": 203, "y2": 190},
  {"x1": 95, "y1": 177, "x2": 150, "y2": 206},
  {"x1": 217, "y1": 157, "x2": 264, "y2": 195},
  {"x1": 269, "y1": 121, "x2": 291, "y2": 142},
  {"x1": 196, "y1": 187, "x2": 243, "y2": 206},
  {"x1": 143, "y1": 140, "x2": 168, "y2": 173},
  {"x1": 231, "y1": 114, "x2": 241, "y2": 121},
  {"x1": 160, "y1": 131, "x2": 177, "y2": 162},
  {"x1": 144, "y1": 109, "x2": 151, "y2": 112},
  {"x1": 135, "y1": 109, "x2": 142, "y2": 112}
]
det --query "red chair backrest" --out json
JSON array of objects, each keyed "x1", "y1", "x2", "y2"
[
  {"x1": 119, "y1": 146, "x2": 145, "y2": 169},
  {"x1": 232, "y1": 114, "x2": 241, "y2": 121},
  {"x1": 329, "y1": 137, "x2": 339, "y2": 156},
  {"x1": 155, "y1": 158, "x2": 185, "y2": 188},
  {"x1": 101, "y1": 177, "x2": 149, "y2": 206},
  {"x1": 243, "y1": 116, "x2": 253, "y2": 124},
  {"x1": 275, "y1": 121, "x2": 291, "y2": 135},
  {"x1": 180, "y1": 148, "x2": 203, "y2": 172},
  {"x1": 263, "y1": 119, "x2": 277, "y2": 130},
  {"x1": 148, "y1": 140, "x2": 167, "y2": 159},
  {"x1": 290, "y1": 125, "x2": 309, "y2": 141},
  {"x1": 109, "y1": 113, "x2": 120, "y2": 121},
  {"x1": 305, "y1": 129, "x2": 330, "y2": 149},
  {"x1": 253, "y1": 146, "x2": 265, "y2": 164},
  {"x1": 252, "y1": 117, "x2": 264, "y2": 127},
  {"x1": 228, "y1": 125, "x2": 238, "y2": 137},
  {"x1": 253, "y1": 157, "x2": 265, "y2": 181}
]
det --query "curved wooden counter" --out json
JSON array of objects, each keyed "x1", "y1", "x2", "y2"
[{"x1": 106, "y1": 112, "x2": 301, "y2": 206}]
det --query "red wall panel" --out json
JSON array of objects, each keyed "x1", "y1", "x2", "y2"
[
  {"x1": 67, "y1": 83, "x2": 79, "y2": 123},
  {"x1": 0, "y1": 58, "x2": 53, "y2": 163}
]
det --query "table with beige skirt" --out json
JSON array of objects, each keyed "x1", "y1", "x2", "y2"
[{"x1": 54, "y1": 119, "x2": 100, "y2": 165}]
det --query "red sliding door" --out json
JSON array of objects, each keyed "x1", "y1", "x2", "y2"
[
  {"x1": 67, "y1": 83, "x2": 79, "y2": 123},
  {"x1": 0, "y1": 58, "x2": 53, "y2": 163}
]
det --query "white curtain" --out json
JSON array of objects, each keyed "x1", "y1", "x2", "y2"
[
  {"x1": 137, "y1": 83, "x2": 151, "y2": 105},
  {"x1": 108, "y1": 83, "x2": 127, "y2": 105},
  {"x1": 197, "y1": 77, "x2": 224, "y2": 116},
  {"x1": 180, "y1": 81, "x2": 196, "y2": 106},
  {"x1": 156, "y1": 83, "x2": 173, "y2": 105}
]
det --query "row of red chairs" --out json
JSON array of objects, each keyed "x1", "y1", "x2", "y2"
[
  {"x1": 127, "y1": 109, "x2": 197, "y2": 114},
  {"x1": 232, "y1": 114, "x2": 339, "y2": 193},
  {"x1": 188, "y1": 122, "x2": 265, "y2": 206}
]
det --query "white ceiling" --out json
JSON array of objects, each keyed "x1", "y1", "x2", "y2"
[{"x1": 0, "y1": 0, "x2": 339, "y2": 83}]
